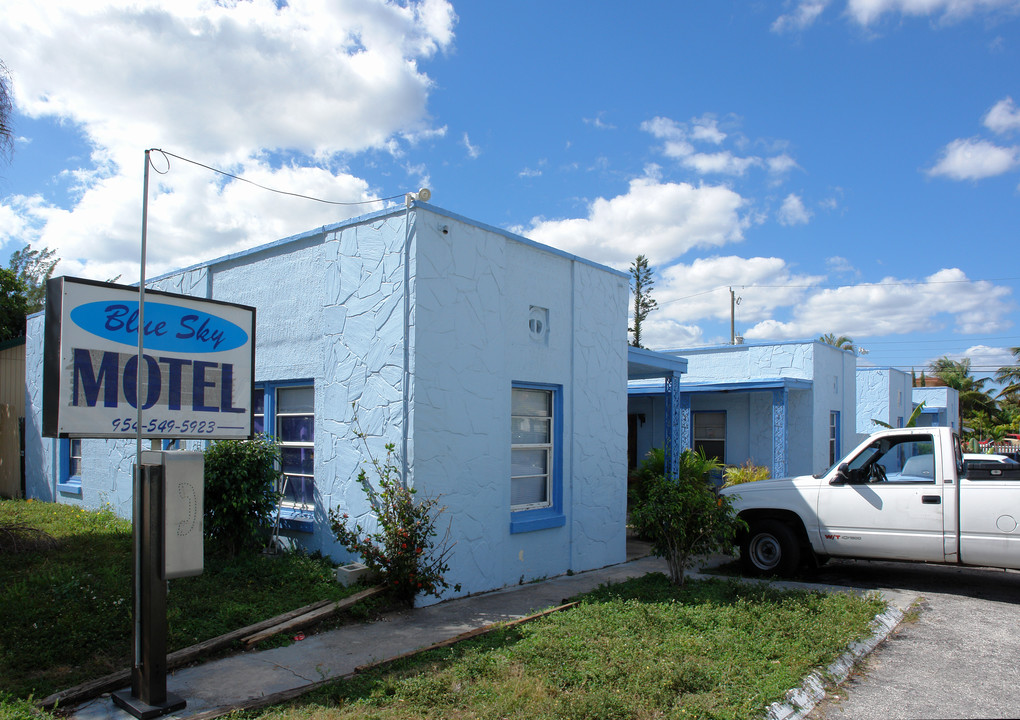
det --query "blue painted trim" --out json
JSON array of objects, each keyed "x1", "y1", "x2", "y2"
[
  {"x1": 656, "y1": 339, "x2": 853, "y2": 354},
  {"x1": 510, "y1": 381, "x2": 565, "y2": 533},
  {"x1": 58, "y1": 438, "x2": 82, "y2": 495},
  {"x1": 277, "y1": 506, "x2": 314, "y2": 533},
  {"x1": 511, "y1": 508, "x2": 566, "y2": 534},
  {"x1": 629, "y1": 377, "x2": 813, "y2": 395},
  {"x1": 256, "y1": 379, "x2": 316, "y2": 517}
]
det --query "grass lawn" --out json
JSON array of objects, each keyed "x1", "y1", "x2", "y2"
[
  {"x1": 1, "y1": 501, "x2": 887, "y2": 720},
  {"x1": 0, "y1": 499, "x2": 370, "y2": 700},
  {"x1": 250, "y1": 573, "x2": 885, "y2": 720}
]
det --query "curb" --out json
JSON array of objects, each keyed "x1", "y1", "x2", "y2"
[{"x1": 765, "y1": 603, "x2": 904, "y2": 720}]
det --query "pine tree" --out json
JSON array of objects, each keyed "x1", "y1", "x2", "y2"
[{"x1": 629, "y1": 255, "x2": 657, "y2": 349}]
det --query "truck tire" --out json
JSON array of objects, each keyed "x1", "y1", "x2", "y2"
[{"x1": 740, "y1": 519, "x2": 802, "y2": 577}]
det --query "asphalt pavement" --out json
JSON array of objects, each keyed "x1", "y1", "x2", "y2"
[{"x1": 804, "y1": 559, "x2": 1020, "y2": 720}]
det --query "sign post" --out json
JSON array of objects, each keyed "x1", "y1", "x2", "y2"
[{"x1": 42, "y1": 275, "x2": 254, "y2": 718}]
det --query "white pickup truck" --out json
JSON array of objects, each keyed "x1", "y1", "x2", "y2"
[{"x1": 720, "y1": 427, "x2": 1020, "y2": 576}]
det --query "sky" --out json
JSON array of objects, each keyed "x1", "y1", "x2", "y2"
[{"x1": 1, "y1": 0, "x2": 1019, "y2": 382}]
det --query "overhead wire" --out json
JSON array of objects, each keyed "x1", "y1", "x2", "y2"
[{"x1": 147, "y1": 148, "x2": 408, "y2": 207}]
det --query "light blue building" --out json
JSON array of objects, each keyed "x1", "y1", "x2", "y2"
[
  {"x1": 24, "y1": 202, "x2": 635, "y2": 600},
  {"x1": 911, "y1": 386, "x2": 960, "y2": 431},
  {"x1": 855, "y1": 367, "x2": 960, "y2": 437},
  {"x1": 855, "y1": 367, "x2": 914, "y2": 436},
  {"x1": 628, "y1": 340, "x2": 859, "y2": 479}
]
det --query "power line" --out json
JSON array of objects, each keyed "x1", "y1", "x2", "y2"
[
  {"x1": 660, "y1": 277, "x2": 1020, "y2": 306},
  {"x1": 147, "y1": 148, "x2": 408, "y2": 207}
]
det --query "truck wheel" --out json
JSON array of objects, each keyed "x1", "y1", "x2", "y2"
[{"x1": 741, "y1": 519, "x2": 802, "y2": 577}]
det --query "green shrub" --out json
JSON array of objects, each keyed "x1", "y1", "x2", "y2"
[
  {"x1": 330, "y1": 417, "x2": 458, "y2": 607},
  {"x1": 722, "y1": 459, "x2": 770, "y2": 488},
  {"x1": 627, "y1": 446, "x2": 665, "y2": 512},
  {"x1": 629, "y1": 448, "x2": 743, "y2": 585},
  {"x1": 203, "y1": 434, "x2": 282, "y2": 556}
]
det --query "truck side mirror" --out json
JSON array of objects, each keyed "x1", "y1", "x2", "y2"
[{"x1": 830, "y1": 463, "x2": 851, "y2": 485}]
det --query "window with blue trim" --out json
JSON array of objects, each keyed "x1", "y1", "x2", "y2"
[
  {"x1": 254, "y1": 381, "x2": 315, "y2": 530},
  {"x1": 829, "y1": 411, "x2": 841, "y2": 466},
  {"x1": 510, "y1": 383, "x2": 564, "y2": 533},
  {"x1": 58, "y1": 438, "x2": 83, "y2": 495}
]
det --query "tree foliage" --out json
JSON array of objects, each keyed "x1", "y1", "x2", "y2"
[
  {"x1": 928, "y1": 356, "x2": 1000, "y2": 439},
  {"x1": 0, "y1": 59, "x2": 13, "y2": 162},
  {"x1": 629, "y1": 254, "x2": 657, "y2": 349},
  {"x1": 203, "y1": 434, "x2": 282, "y2": 557},
  {"x1": 628, "y1": 448, "x2": 743, "y2": 586},
  {"x1": 0, "y1": 268, "x2": 29, "y2": 342},
  {"x1": 995, "y1": 346, "x2": 1020, "y2": 401},
  {"x1": 818, "y1": 333, "x2": 868, "y2": 356},
  {"x1": 871, "y1": 401, "x2": 926, "y2": 429},
  {"x1": 9, "y1": 245, "x2": 58, "y2": 314}
]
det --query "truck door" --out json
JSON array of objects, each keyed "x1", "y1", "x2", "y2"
[
  {"x1": 816, "y1": 432, "x2": 945, "y2": 562},
  {"x1": 958, "y1": 460, "x2": 1020, "y2": 568}
]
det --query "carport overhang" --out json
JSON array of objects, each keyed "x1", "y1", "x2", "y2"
[
  {"x1": 626, "y1": 374, "x2": 813, "y2": 478},
  {"x1": 627, "y1": 346, "x2": 689, "y2": 478}
]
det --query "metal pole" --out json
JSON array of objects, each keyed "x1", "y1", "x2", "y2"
[
  {"x1": 730, "y1": 285, "x2": 738, "y2": 342},
  {"x1": 134, "y1": 149, "x2": 150, "y2": 671}
]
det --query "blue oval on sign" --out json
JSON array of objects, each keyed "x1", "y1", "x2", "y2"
[{"x1": 70, "y1": 301, "x2": 249, "y2": 353}]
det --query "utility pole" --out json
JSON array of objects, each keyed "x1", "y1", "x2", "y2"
[{"x1": 730, "y1": 288, "x2": 740, "y2": 344}]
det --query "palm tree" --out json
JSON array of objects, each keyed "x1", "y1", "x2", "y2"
[
  {"x1": 928, "y1": 356, "x2": 999, "y2": 434},
  {"x1": 994, "y1": 346, "x2": 1020, "y2": 401},
  {"x1": 818, "y1": 333, "x2": 868, "y2": 356}
]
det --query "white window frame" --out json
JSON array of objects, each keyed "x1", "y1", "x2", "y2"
[{"x1": 511, "y1": 386, "x2": 554, "y2": 512}]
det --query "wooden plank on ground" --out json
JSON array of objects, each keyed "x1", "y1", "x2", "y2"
[
  {"x1": 37, "y1": 593, "x2": 369, "y2": 710},
  {"x1": 242, "y1": 585, "x2": 385, "y2": 647}
]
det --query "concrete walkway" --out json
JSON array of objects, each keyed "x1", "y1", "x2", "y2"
[{"x1": 68, "y1": 552, "x2": 913, "y2": 720}]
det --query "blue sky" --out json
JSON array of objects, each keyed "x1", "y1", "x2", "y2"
[{"x1": 1, "y1": 0, "x2": 1018, "y2": 380}]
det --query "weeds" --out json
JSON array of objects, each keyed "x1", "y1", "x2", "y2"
[{"x1": 0, "y1": 500, "x2": 363, "y2": 699}]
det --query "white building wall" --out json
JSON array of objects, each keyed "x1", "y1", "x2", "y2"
[
  {"x1": 25, "y1": 205, "x2": 628, "y2": 600},
  {"x1": 913, "y1": 387, "x2": 960, "y2": 431},
  {"x1": 856, "y1": 367, "x2": 913, "y2": 437},
  {"x1": 411, "y1": 212, "x2": 627, "y2": 594}
]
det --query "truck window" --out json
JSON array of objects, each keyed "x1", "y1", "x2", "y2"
[{"x1": 846, "y1": 434, "x2": 936, "y2": 484}]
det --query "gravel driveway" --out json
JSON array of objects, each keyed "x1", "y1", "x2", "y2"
[{"x1": 803, "y1": 559, "x2": 1020, "y2": 720}]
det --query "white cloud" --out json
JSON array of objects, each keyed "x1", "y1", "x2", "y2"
[
  {"x1": 519, "y1": 176, "x2": 749, "y2": 269},
  {"x1": 742, "y1": 268, "x2": 1014, "y2": 340},
  {"x1": 583, "y1": 113, "x2": 616, "y2": 130},
  {"x1": 845, "y1": 0, "x2": 1020, "y2": 26},
  {"x1": 657, "y1": 256, "x2": 822, "y2": 322},
  {"x1": 984, "y1": 97, "x2": 1020, "y2": 135},
  {"x1": 0, "y1": 0, "x2": 456, "y2": 279},
  {"x1": 463, "y1": 132, "x2": 481, "y2": 159},
  {"x1": 928, "y1": 137, "x2": 1020, "y2": 180},
  {"x1": 767, "y1": 154, "x2": 799, "y2": 175},
  {"x1": 777, "y1": 193, "x2": 812, "y2": 225},
  {"x1": 642, "y1": 115, "x2": 796, "y2": 179},
  {"x1": 689, "y1": 116, "x2": 727, "y2": 144},
  {"x1": 826, "y1": 256, "x2": 859, "y2": 276},
  {"x1": 963, "y1": 344, "x2": 1016, "y2": 372},
  {"x1": 772, "y1": 0, "x2": 831, "y2": 32}
]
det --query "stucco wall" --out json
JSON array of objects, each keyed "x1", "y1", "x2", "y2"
[
  {"x1": 410, "y1": 211, "x2": 627, "y2": 594},
  {"x1": 913, "y1": 387, "x2": 960, "y2": 431},
  {"x1": 856, "y1": 368, "x2": 913, "y2": 436},
  {"x1": 675, "y1": 342, "x2": 814, "y2": 382},
  {"x1": 23, "y1": 204, "x2": 628, "y2": 600}
]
